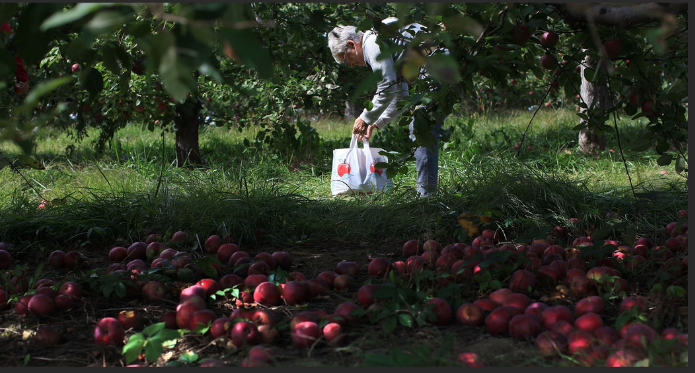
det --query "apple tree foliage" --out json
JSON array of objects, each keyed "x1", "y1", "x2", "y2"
[{"x1": 0, "y1": 2, "x2": 688, "y2": 178}]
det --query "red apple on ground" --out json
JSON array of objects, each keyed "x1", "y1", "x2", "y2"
[
  {"x1": 170, "y1": 230, "x2": 188, "y2": 243},
  {"x1": 619, "y1": 296, "x2": 646, "y2": 313},
  {"x1": 574, "y1": 296, "x2": 605, "y2": 317},
  {"x1": 271, "y1": 251, "x2": 293, "y2": 270},
  {"x1": 485, "y1": 306, "x2": 515, "y2": 336},
  {"x1": 509, "y1": 269, "x2": 536, "y2": 293},
  {"x1": 489, "y1": 288, "x2": 512, "y2": 306},
  {"x1": 47, "y1": 250, "x2": 66, "y2": 269},
  {"x1": 334, "y1": 301, "x2": 361, "y2": 325},
  {"x1": 94, "y1": 317, "x2": 126, "y2": 346},
  {"x1": 502, "y1": 292, "x2": 531, "y2": 313},
  {"x1": 425, "y1": 297, "x2": 453, "y2": 326},
  {"x1": 108, "y1": 247, "x2": 128, "y2": 262},
  {"x1": 535, "y1": 330, "x2": 568, "y2": 356},
  {"x1": 0, "y1": 289, "x2": 11, "y2": 310},
  {"x1": 333, "y1": 274, "x2": 356, "y2": 291},
  {"x1": 159, "y1": 310, "x2": 178, "y2": 329},
  {"x1": 230, "y1": 321, "x2": 260, "y2": 347},
  {"x1": 368, "y1": 257, "x2": 391, "y2": 277},
  {"x1": 58, "y1": 281, "x2": 82, "y2": 299},
  {"x1": 126, "y1": 242, "x2": 147, "y2": 260},
  {"x1": 574, "y1": 312, "x2": 603, "y2": 332},
  {"x1": 508, "y1": 313, "x2": 543, "y2": 341},
  {"x1": 180, "y1": 285, "x2": 207, "y2": 301},
  {"x1": 215, "y1": 243, "x2": 239, "y2": 264},
  {"x1": 219, "y1": 274, "x2": 244, "y2": 290},
  {"x1": 541, "y1": 305, "x2": 574, "y2": 330},
  {"x1": 293, "y1": 321, "x2": 322, "y2": 348},
  {"x1": 142, "y1": 281, "x2": 166, "y2": 302},
  {"x1": 248, "y1": 345, "x2": 275, "y2": 364},
  {"x1": 190, "y1": 309, "x2": 217, "y2": 331},
  {"x1": 254, "y1": 282, "x2": 282, "y2": 306},
  {"x1": 456, "y1": 303, "x2": 484, "y2": 326},
  {"x1": 117, "y1": 310, "x2": 140, "y2": 329},
  {"x1": 177, "y1": 303, "x2": 204, "y2": 329},
  {"x1": 307, "y1": 278, "x2": 329, "y2": 297},
  {"x1": 204, "y1": 234, "x2": 223, "y2": 254},
  {"x1": 335, "y1": 261, "x2": 360, "y2": 277},
  {"x1": 35, "y1": 286, "x2": 57, "y2": 300},
  {"x1": 64, "y1": 251, "x2": 85, "y2": 270},
  {"x1": 28, "y1": 294, "x2": 54, "y2": 316},
  {"x1": 473, "y1": 298, "x2": 497, "y2": 312},
  {"x1": 605, "y1": 349, "x2": 642, "y2": 367},
  {"x1": 357, "y1": 284, "x2": 379, "y2": 307},
  {"x1": 196, "y1": 279, "x2": 220, "y2": 297},
  {"x1": 35, "y1": 325, "x2": 61, "y2": 347},
  {"x1": 567, "y1": 330, "x2": 596, "y2": 356},
  {"x1": 323, "y1": 322, "x2": 344, "y2": 345},
  {"x1": 248, "y1": 261, "x2": 271, "y2": 276},
  {"x1": 317, "y1": 271, "x2": 337, "y2": 289},
  {"x1": 402, "y1": 239, "x2": 424, "y2": 257}
]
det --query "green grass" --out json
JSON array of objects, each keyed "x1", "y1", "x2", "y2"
[{"x1": 0, "y1": 108, "x2": 687, "y2": 252}]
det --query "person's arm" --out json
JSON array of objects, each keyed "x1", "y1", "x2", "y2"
[{"x1": 358, "y1": 33, "x2": 407, "y2": 130}]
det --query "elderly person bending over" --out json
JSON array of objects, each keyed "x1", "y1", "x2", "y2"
[{"x1": 327, "y1": 18, "x2": 445, "y2": 197}]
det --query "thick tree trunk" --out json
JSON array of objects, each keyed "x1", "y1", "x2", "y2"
[
  {"x1": 174, "y1": 98, "x2": 203, "y2": 166},
  {"x1": 578, "y1": 55, "x2": 608, "y2": 153}
]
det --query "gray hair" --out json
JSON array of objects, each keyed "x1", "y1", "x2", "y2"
[{"x1": 327, "y1": 25, "x2": 364, "y2": 64}]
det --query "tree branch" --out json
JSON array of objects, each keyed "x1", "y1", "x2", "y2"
[{"x1": 548, "y1": 3, "x2": 688, "y2": 29}]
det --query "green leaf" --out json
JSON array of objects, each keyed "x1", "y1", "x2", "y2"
[
  {"x1": 373, "y1": 284, "x2": 397, "y2": 299},
  {"x1": 382, "y1": 316, "x2": 397, "y2": 334},
  {"x1": 122, "y1": 333, "x2": 146, "y2": 364},
  {"x1": 349, "y1": 70, "x2": 383, "y2": 103},
  {"x1": 144, "y1": 337, "x2": 165, "y2": 363},
  {"x1": 159, "y1": 48, "x2": 195, "y2": 103},
  {"x1": 425, "y1": 53, "x2": 460, "y2": 85},
  {"x1": 41, "y1": 3, "x2": 115, "y2": 31},
  {"x1": 179, "y1": 351, "x2": 199, "y2": 364},
  {"x1": 630, "y1": 137, "x2": 653, "y2": 152},
  {"x1": 675, "y1": 155, "x2": 687, "y2": 174},
  {"x1": 190, "y1": 25, "x2": 217, "y2": 48},
  {"x1": 19, "y1": 76, "x2": 76, "y2": 112},
  {"x1": 85, "y1": 9, "x2": 131, "y2": 34},
  {"x1": 142, "y1": 322, "x2": 166, "y2": 337},
  {"x1": 220, "y1": 28, "x2": 274, "y2": 79},
  {"x1": 656, "y1": 153, "x2": 673, "y2": 166},
  {"x1": 82, "y1": 68, "x2": 104, "y2": 97},
  {"x1": 397, "y1": 313, "x2": 414, "y2": 328}
]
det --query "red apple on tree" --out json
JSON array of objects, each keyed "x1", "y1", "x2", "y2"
[
  {"x1": 540, "y1": 54, "x2": 558, "y2": 70},
  {"x1": 603, "y1": 38, "x2": 622, "y2": 58},
  {"x1": 510, "y1": 24, "x2": 530, "y2": 45},
  {"x1": 540, "y1": 31, "x2": 559, "y2": 47}
]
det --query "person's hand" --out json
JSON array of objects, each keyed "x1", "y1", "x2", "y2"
[{"x1": 353, "y1": 117, "x2": 377, "y2": 142}]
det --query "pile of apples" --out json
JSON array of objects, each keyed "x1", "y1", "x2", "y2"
[{"x1": 0, "y1": 207, "x2": 688, "y2": 367}]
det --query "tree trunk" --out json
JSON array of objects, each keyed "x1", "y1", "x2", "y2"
[
  {"x1": 174, "y1": 98, "x2": 203, "y2": 167},
  {"x1": 578, "y1": 54, "x2": 608, "y2": 153},
  {"x1": 344, "y1": 100, "x2": 363, "y2": 121}
]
